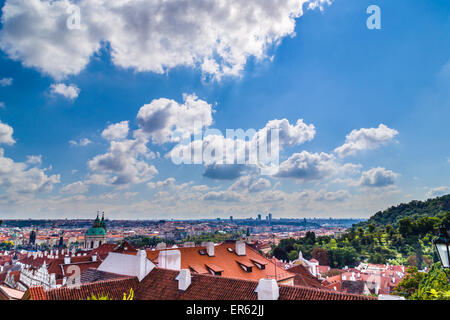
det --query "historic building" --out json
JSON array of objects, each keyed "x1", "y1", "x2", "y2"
[{"x1": 84, "y1": 213, "x2": 107, "y2": 250}]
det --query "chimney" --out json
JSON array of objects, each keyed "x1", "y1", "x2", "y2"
[
  {"x1": 155, "y1": 242, "x2": 167, "y2": 250},
  {"x1": 206, "y1": 242, "x2": 214, "y2": 257},
  {"x1": 91, "y1": 253, "x2": 97, "y2": 262},
  {"x1": 158, "y1": 250, "x2": 181, "y2": 271},
  {"x1": 255, "y1": 278, "x2": 279, "y2": 300},
  {"x1": 137, "y1": 250, "x2": 148, "y2": 281},
  {"x1": 176, "y1": 269, "x2": 191, "y2": 291},
  {"x1": 64, "y1": 255, "x2": 71, "y2": 265},
  {"x1": 236, "y1": 241, "x2": 246, "y2": 256}
]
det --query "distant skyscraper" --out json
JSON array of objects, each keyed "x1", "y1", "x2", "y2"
[
  {"x1": 230, "y1": 216, "x2": 233, "y2": 222},
  {"x1": 257, "y1": 214, "x2": 262, "y2": 221},
  {"x1": 268, "y1": 213, "x2": 273, "y2": 221}
]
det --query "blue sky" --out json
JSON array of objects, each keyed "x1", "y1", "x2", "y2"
[{"x1": 0, "y1": 0, "x2": 449, "y2": 219}]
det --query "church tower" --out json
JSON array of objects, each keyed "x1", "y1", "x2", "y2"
[{"x1": 84, "y1": 212, "x2": 107, "y2": 249}]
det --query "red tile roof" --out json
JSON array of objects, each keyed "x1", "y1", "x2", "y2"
[
  {"x1": 134, "y1": 268, "x2": 375, "y2": 300},
  {"x1": 23, "y1": 277, "x2": 138, "y2": 300},
  {"x1": 134, "y1": 242, "x2": 295, "y2": 283},
  {"x1": 287, "y1": 265, "x2": 324, "y2": 289}
]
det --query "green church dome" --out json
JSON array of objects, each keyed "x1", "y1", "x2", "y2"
[
  {"x1": 86, "y1": 212, "x2": 107, "y2": 236},
  {"x1": 86, "y1": 227, "x2": 107, "y2": 236}
]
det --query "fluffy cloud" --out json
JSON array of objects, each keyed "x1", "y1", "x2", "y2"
[
  {"x1": 88, "y1": 126, "x2": 157, "y2": 187},
  {"x1": 169, "y1": 117, "x2": 316, "y2": 180},
  {"x1": 229, "y1": 175, "x2": 271, "y2": 193},
  {"x1": 0, "y1": 148, "x2": 60, "y2": 199},
  {"x1": 0, "y1": 120, "x2": 15, "y2": 145},
  {"x1": 50, "y1": 83, "x2": 80, "y2": 100},
  {"x1": 69, "y1": 138, "x2": 92, "y2": 147},
  {"x1": 425, "y1": 186, "x2": 449, "y2": 198},
  {"x1": 0, "y1": 0, "x2": 331, "y2": 80},
  {"x1": 203, "y1": 190, "x2": 243, "y2": 202},
  {"x1": 0, "y1": 78, "x2": 13, "y2": 86},
  {"x1": 102, "y1": 121, "x2": 129, "y2": 141},
  {"x1": 275, "y1": 151, "x2": 337, "y2": 181},
  {"x1": 334, "y1": 124, "x2": 399, "y2": 157},
  {"x1": 358, "y1": 167, "x2": 398, "y2": 188},
  {"x1": 26, "y1": 155, "x2": 42, "y2": 165},
  {"x1": 147, "y1": 177, "x2": 176, "y2": 189},
  {"x1": 60, "y1": 181, "x2": 88, "y2": 195},
  {"x1": 254, "y1": 119, "x2": 315, "y2": 148},
  {"x1": 137, "y1": 94, "x2": 213, "y2": 144}
]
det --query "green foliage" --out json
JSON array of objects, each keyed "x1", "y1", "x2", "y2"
[
  {"x1": 394, "y1": 263, "x2": 450, "y2": 300},
  {"x1": 356, "y1": 194, "x2": 450, "y2": 229},
  {"x1": 271, "y1": 195, "x2": 450, "y2": 268}
]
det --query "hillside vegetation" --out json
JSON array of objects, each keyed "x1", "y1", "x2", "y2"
[{"x1": 272, "y1": 195, "x2": 450, "y2": 269}]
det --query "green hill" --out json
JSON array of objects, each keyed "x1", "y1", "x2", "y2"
[
  {"x1": 272, "y1": 194, "x2": 450, "y2": 269},
  {"x1": 355, "y1": 194, "x2": 450, "y2": 229}
]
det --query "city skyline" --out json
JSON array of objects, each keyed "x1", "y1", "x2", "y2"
[{"x1": 0, "y1": 0, "x2": 449, "y2": 220}]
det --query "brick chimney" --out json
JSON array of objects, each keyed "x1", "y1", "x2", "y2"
[{"x1": 255, "y1": 278, "x2": 279, "y2": 300}]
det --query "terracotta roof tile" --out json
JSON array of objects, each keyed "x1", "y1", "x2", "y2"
[
  {"x1": 135, "y1": 268, "x2": 375, "y2": 300},
  {"x1": 24, "y1": 277, "x2": 138, "y2": 300}
]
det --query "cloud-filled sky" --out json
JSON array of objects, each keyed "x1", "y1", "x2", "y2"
[{"x1": 0, "y1": 0, "x2": 449, "y2": 220}]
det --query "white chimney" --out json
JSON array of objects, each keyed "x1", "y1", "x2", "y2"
[
  {"x1": 158, "y1": 250, "x2": 181, "y2": 271},
  {"x1": 236, "y1": 241, "x2": 246, "y2": 256},
  {"x1": 92, "y1": 254, "x2": 98, "y2": 262},
  {"x1": 176, "y1": 269, "x2": 191, "y2": 291},
  {"x1": 137, "y1": 250, "x2": 148, "y2": 281},
  {"x1": 156, "y1": 242, "x2": 167, "y2": 250},
  {"x1": 206, "y1": 242, "x2": 214, "y2": 257},
  {"x1": 255, "y1": 279, "x2": 279, "y2": 300},
  {"x1": 64, "y1": 255, "x2": 71, "y2": 264}
]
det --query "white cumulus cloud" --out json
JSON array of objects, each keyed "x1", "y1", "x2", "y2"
[
  {"x1": 0, "y1": 0, "x2": 332, "y2": 80},
  {"x1": 358, "y1": 167, "x2": 398, "y2": 188},
  {"x1": 102, "y1": 121, "x2": 129, "y2": 141},
  {"x1": 334, "y1": 124, "x2": 398, "y2": 158},
  {"x1": 50, "y1": 83, "x2": 80, "y2": 100},
  {"x1": 0, "y1": 120, "x2": 15, "y2": 145},
  {"x1": 137, "y1": 94, "x2": 214, "y2": 144}
]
